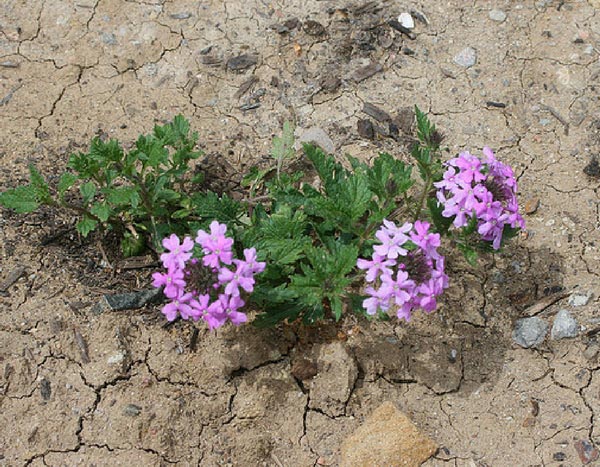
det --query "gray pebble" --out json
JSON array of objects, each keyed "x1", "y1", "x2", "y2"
[
  {"x1": 551, "y1": 309, "x2": 578, "y2": 339},
  {"x1": 296, "y1": 127, "x2": 335, "y2": 154},
  {"x1": 453, "y1": 47, "x2": 477, "y2": 68},
  {"x1": 100, "y1": 32, "x2": 117, "y2": 45},
  {"x1": 512, "y1": 316, "x2": 548, "y2": 348},
  {"x1": 568, "y1": 291, "x2": 592, "y2": 307},
  {"x1": 124, "y1": 404, "x2": 142, "y2": 417},
  {"x1": 170, "y1": 12, "x2": 192, "y2": 20},
  {"x1": 489, "y1": 9, "x2": 507, "y2": 22}
]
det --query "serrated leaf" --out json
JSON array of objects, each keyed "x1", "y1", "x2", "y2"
[
  {"x1": 58, "y1": 173, "x2": 77, "y2": 196},
  {"x1": 80, "y1": 182, "x2": 96, "y2": 204},
  {"x1": 190, "y1": 191, "x2": 243, "y2": 223},
  {"x1": 76, "y1": 216, "x2": 98, "y2": 237},
  {"x1": 303, "y1": 143, "x2": 348, "y2": 194},
  {"x1": 271, "y1": 121, "x2": 295, "y2": 161},
  {"x1": 171, "y1": 209, "x2": 192, "y2": 219},
  {"x1": 29, "y1": 165, "x2": 51, "y2": 202},
  {"x1": 106, "y1": 186, "x2": 140, "y2": 208},
  {"x1": 90, "y1": 202, "x2": 111, "y2": 222},
  {"x1": 0, "y1": 186, "x2": 39, "y2": 213}
]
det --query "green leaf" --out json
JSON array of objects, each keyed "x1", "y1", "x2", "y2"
[
  {"x1": 80, "y1": 182, "x2": 96, "y2": 204},
  {"x1": 76, "y1": 216, "x2": 98, "y2": 237},
  {"x1": 0, "y1": 185, "x2": 39, "y2": 213},
  {"x1": 90, "y1": 202, "x2": 111, "y2": 222},
  {"x1": 58, "y1": 173, "x2": 77, "y2": 197},
  {"x1": 271, "y1": 121, "x2": 295, "y2": 161},
  {"x1": 106, "y1": 186, "x2": 140, "y2": 208},
  {"x1": 303, "y1": 143, "x2": 348, "y2": 194},
  {"x1": 29, "y1": 165, "x2": 51, "y2": 202},
  {"x1": 458, "y1": 243, "x2": 478, "y2": 266},
  {"x1": 121, "y1": 232, "x2": 145, "y2": 257},
  {"x1": 190, "y1": 191, "x2": 243, "y2": 223},
  {"x1": 427, "y1": 197, "x2": 452, "y2": 235},
  {"x1": 171, "y1": 209, "x2": 192, "y2": 219}
]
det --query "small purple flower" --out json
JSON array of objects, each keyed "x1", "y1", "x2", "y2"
[
  {"x1": 152, "y1": 268, "x2": 186, "y2": 299},
  {"x1": 241, "y1": 248, "x2": 266, "y2": 275},
  {"x1": 160, "y1": 234, "x2": 194, "y2": 270},
  {"x1": 357, "y1": 254, "x2": 395, "y2": 282},
  {"x1": 374, "y1": 220, "x2": 411, "y2": 259},
  {"x1": 410, "y1": 221, "x2": 441, "y2": 260},
  {"x1": 161, "y1": 292, "x2": 195, "y2": 321},
  {"x1": 218, "y1": 262, "x2": 256, "y2": 297}
]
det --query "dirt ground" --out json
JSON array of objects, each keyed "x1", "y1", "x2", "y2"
[{"x1": 1, "y1": 0, "x2": 599, "y2": 465}]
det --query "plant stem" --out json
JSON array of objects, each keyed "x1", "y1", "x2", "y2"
[{"x1": 412, "y1": 162, "x2": 432, "y2": 223}]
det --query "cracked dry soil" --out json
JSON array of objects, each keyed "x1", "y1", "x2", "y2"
[{"x1": 1, "y1": 0, "x2": 600, "y2": 466}]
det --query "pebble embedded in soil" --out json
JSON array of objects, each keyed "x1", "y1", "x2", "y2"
[
  {"x1": 574, "y1": 439, "x2": 600, "y2": 464},
  {"x1": 398, "y1": 13, "x2": 415, "y2": 29},
  {"x1": 551, "y1": 309, "x2": 578, "y2": 339},
  {"x1": 453, "y1": 47, "x2": 477, "y2": 68},
  {"x1": 340, "y1": 402, "x2": 436, "y2": 466},
  {"x1": 568, "y1": 291, "x2": 592, "y2": 307},
  {"x1": 488, "y1": 9, "x2": 507, "y2": 22},
  {"x1": 512, "y1": 317, "x2": 548, "y2": 348},
  {"x1": 296, "y1": 127, "x2": 335, "y2": 154},
  {"x1": 123, "y1": 404, "x2": 142, "y2": 417}
]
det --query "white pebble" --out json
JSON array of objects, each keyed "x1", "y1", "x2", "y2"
[
  {"x1": 398, "y1": 12, "x2": 415, "y2": 29},
  {"x1": 489, "y1": 9, "x2": 507, "y2": 22}
]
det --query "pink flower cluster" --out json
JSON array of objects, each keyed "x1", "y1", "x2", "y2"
[
  {"x1": 357, "y1": 220, "x2": 448, "y2": 322},
  {"x1": 434, "y1": 147, "x2": 525, "y2": 249},
  {"x1": 152, "y1": 221, "x2": 265, "y2": 329}
]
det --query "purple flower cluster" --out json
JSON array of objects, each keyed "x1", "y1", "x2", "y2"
[
  {"x1": 152, "y1": 221, "x2": 265, "y2": 329},
  {"x1": 357, "y1": 220, "x2": 448, "y2": 322},
  {"x1": 434, "y1": 147, "x2": 525, "y2": 249}
]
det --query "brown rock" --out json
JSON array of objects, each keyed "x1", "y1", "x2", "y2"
[
  {"x1": 340, "y1": 401, "x2": 437, "y2": 467},
  {"x1": 524, "y1": 197, "x2": 540, "y2": 215}
]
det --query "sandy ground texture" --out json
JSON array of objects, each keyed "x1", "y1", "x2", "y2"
[{"x1": 1, "y1": 0, "x2": 600, "y2": 465}]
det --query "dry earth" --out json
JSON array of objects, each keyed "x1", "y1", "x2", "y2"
[{"x1": 1, "y1": 0, "x2": 600, "y2": 466}]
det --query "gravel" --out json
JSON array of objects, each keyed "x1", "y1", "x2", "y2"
[
  {"x1": 513, "y1": 317, "x2": 548, "y2": 348},
  {"x1": 551, "y1": 309, "x2": 578, "y2": 339}
]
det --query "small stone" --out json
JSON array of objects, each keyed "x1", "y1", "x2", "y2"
[
  {"x1": 574, "y1": 439, "x2": 599, "y2": 464},
  {"x1": 551, "y1": 309, "x2": 578, "y2": 340},
  {"x1": 169, "y1": 12, "x2": 192, "y2": 20},
  {"x1": 303, "y1": 20, "x2": 327, "y2": 37},
  {"x1": 99, "y1": 32, "x2": 117, "y2": 45},
  {"x1": 397, "y1": 12, "x2": 415, "y2": 29},
  {"x1": 512, "y1": 317, "x2": 548, "y2": 348},
  {"x1": 123, "y1": 404, "x2": 142, "y2": 417},
  {"x1": 0, "y1": 61, "x2": 19, "y2": 68},
  {"x1": 107, "y1": 351, "x2": 126, "y2": 365},
  {"x1": 357, "y1": 119, "x2": 375, "y2": 139},
  {"x1": 524, "y1": 197, "x2": 540, "y2": 214},
  {"x1": 226, "y1": 54, "x2": 258, "y2": 72},
  {"x1": 583, "y1": 343, "x2": 599, "y2": 360},
  {"x1": 291, "y1": 357, "x2": 318, "y2": 381},
  {"x1": 489, "y1": 9, "x2": 507, "y2": 22},
  {"x1": 91, "y1": 288, "x2": 163, "y2": 313},
  {"x1": 552, "y1": 452, "x2": 566, "y2": 461},
  {"x1": 453, "y1": 47, "x2": 477, "y2": 68},
  {"x1": 340, "y1": 402, "x2": 437, "y2": 467},
  {"x1": 40, "y1": 378, "x2": 51, "y2": 401},
  {"x1": 568, "y1": 291, "x2": 592, "y2": 307},
  {"x1": 352, "y1": 62, "x2": 383, "y2": 82},
  {"x1": 296, "y1": 127, "x2": 335, "y2": 154}
]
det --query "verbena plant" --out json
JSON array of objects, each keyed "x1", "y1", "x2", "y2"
[
  {"x1": 0, "y1": 116, "x2": 242, "y2": 255},
  {"x1": 0, "y1": 109, "x2": 524, "y2": 328}
]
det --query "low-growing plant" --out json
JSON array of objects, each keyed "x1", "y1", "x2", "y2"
[
  {"x1": 1, "y1": 108, "x2": 525, "y2": 329},
  {"x1": 0, "y1": 116, "x2": 244, "y2": 255}
]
